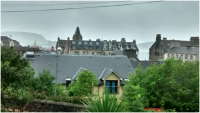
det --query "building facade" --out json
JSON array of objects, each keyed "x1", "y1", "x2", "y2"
[
  {"x1": 56, "y1": 27, "x2": 139, "y2": 59},
  {"x1": 149, "y1": 34, "x2": 199, "y2": 61},
  {"x1": 163, "y1": 47, "x2": 199, "y2": 62},
  {"x1": 29, "y1": 55, "x2": 135, "y2": 100}
]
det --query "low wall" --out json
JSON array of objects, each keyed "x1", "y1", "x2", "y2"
[{"x1": 2, "y1": 96, "x2": 85, "y2": 112}]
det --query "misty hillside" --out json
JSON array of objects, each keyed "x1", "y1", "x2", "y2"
[
  {"x1": 137, "y1": 42, "x2": 154, "y2": 60},
  {"x1": 1, "y1": 31, "x2": 57, "y2": 48},
  {"x1": 137, "y1": 41, "x2": 154, "y2": 50}
]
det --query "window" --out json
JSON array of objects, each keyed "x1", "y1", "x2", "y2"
[
  {"x1": 78, "y1": 41, "x2": 81, "y2": 44},
  {"x1": 92, "y1": 52, "x2": 95, "y2": 55},
  {"x1": 73, "y1": 46, "x2": 76, "y2": 49},
  {"x1": 97, "y1": 52, "x2": 101, "y2": 55},
  {"x1": 74, "y1": 51, "x2": 79, "y2": 55},
  {"x1": 168, "y1": 54, "x2": 170, "y2": 57},
  {"x1": 185, "y1": 55, "x2": 188, "y2": 59},
  {"x1": 83, "y1": 51, "x2": 86, "y2": 54},
  {"x1": 191, "y1": 55, "x2": 193, "y2": 60},
  {"x1": 90, "y1": 42, "x2": 92, "y2": 45},
  {"x1": 96, "y1": 42, "x2": 99, "y2": 45},
  {"x1": 106, "y1": 80, "x2": 118, "y2": 94},
  {"x1": 176, "y1": 54, "x2": 179, "y2": 59},
  {"x1": 72, "y1": 41, "x2": 75, "y2": 44},
  {"x1": 84, "y1": 42, "x2": 88, "y2": 45}
]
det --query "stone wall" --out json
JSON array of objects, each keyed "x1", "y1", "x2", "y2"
[{"x1": 2, "y1": 96, "x2": 85, "y2": 112}]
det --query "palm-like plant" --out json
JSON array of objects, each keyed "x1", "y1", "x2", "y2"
[{"x1": 82, "y1": 90, "x2": 125, "y2": 112}]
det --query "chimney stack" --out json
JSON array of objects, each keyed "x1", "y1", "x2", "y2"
[
  {"x1": 163, "y1": 37, "x2": 167, "y2": 40},
  {"x1": 67, "y1": 37, "x2": 70, "y2": 54}
]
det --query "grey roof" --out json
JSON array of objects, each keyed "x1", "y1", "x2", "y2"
[
  {"x1": 70, "y1": 40, "x2": 102, "y2": 50},
  {"x1": 150, "y1": 39, "x2": 198, "y2": 50},
  {"x1": 165, "y1": 47, "x2": 199, "y2": 54},
  {"x1": 29, "y1": 55, "x2": 135, "y2": 84},
  {"x1": 98, "y1": 68, "x2": 123, "y2": 80},
  {"x1": 1, "y1": 36, "x2": 22, "y2": 47},
  {"x1": 57, "y1": 38, "x2": 139, "y2": 51},
  {"x1": 130, "y1": 61, "x2": 162, "y2": 70}
]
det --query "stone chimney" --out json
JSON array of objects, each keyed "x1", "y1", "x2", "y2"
[
  {"x1": 67, "y1": 37, "x2": 70, "y2": 54},
  {"x1": 96, "y1": 39, "x2": 100, "y2": 41},
  {"x1": 163, "y1": 37, "x2": 167, "y2": 40},
  {"x1": 133, "y1": 39, "x2": 136, "y2": 45}
]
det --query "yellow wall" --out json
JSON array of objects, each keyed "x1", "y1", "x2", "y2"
[{"x1": 93, "y1": 72, "x2": 123, "y2": 100}]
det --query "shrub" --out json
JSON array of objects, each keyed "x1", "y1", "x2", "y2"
[{"x1": 82, "y1": 90, "x2": 125, "y2": 112}]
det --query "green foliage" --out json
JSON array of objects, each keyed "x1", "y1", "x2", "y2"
[
  {"x1": 32, "y1": 70, "x2": 55, "y2": 96},
  {"x1": 68, "y1": 70, "x2": 98, "y2": 96},
  {"x1": 3, "y1": 86, "x2": 35, "y2": 106},
  {"x1": 122, "y1": 63, "x2": 149, "y2": 112},
  {"x1": 122, "y1": 58, "x2": 199, "y2": 112},
  {"x1": 1, "y1": 46, "x2": 35, "y2": 89},
  {"x1": 82, "y1": 90, "x2": 125, "y2": 112}
]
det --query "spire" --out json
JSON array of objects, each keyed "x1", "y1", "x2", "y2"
[
  {"x1": 75, "y1": 27, "x2": 81, "y2": 35},
  {"x1": 73, "y1": 27, "x2": 83, "y2": 40}
]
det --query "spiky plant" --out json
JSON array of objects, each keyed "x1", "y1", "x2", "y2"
[{"x1": 81, "y1": 90, "x2": 125, "y2": 112}]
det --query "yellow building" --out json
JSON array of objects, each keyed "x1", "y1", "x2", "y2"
[{"x1": 29, "y1": 55, "x2": 134, "y2": 99}]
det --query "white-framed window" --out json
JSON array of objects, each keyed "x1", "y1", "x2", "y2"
[
  {"x1": 185, "y1": 55, "x2": 188, "y2": 60},
  {"x1": 96, "y1": 42, "x2": 99, "y2": 45},
  {"x1": 78, "y1": 41, "x2": 81, "y2": 44},
  {"x1": 176, "y1": 54, "x2": 179, "y2": 59},
  {"x1": 72, "y1": 41, "x2": 75, "y2": 44},
  {"x1": 191, "y1": 55, "x2": 193, "y2": 60},
  {"x1": 84, "y1": 42, "x2": 88, "y2": 45},
  {"x1": 168, "y1": 54, "x2": 170, "y2": 57}
]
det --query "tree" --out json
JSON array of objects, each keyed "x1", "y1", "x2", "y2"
[
  {"x1": 122, "y1": 64, "x2": 149, "y2": 112},
  {"x1": 32, "y1": 70, "x2": 55, "y2": 96},
  {"x1": 68, "y1": 70, "x2": 98, "y2": 96},
  {"x1": 122, "y1": 58, "x2": 199, "y2": 112},
  {"x1": 1, "y1": 46, "x2": 35, "y2": 89}
]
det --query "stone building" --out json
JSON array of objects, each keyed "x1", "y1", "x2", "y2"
[
  {"x1": 149, "y1": 34, "x2": 199, "y2": 61},
  {"x1": 56, "y1": 27, "x2": 139, "y2": 59},
  {"x1": 163, "y1": 47, "x2": 199, "y2": 62}
]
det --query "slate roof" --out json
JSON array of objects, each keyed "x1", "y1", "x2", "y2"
[
  {"x1": 58, "y1": 38, "x2": 139, "y2": 51},
  {"x1": 1, "y1": 36, "x2": 22, "y2": 47},
  {"x1": 150, "y1": 39, "x2": 198, "y2": 50},
  {"x1": 70, "y1": 40, "x2": 102, "y2": 50},
  {"x1": 165, "y1": 47, "x2": 199, "y2": 54},
  {"x1": 130, "y1": 61, "x2": 162, "y2": 70},
  {"x1": 29, "y1": 55, "x2": 135, "y2": 84}
]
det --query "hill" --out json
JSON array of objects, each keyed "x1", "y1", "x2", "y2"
[{"x1": 1, "y1": 31, "x2": 57, "y2": 48}]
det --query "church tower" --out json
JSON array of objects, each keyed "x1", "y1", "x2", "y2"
[{"x1": 72, "y1": 27, "x2": 83, "y2": 40}]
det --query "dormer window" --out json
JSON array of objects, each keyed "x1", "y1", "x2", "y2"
[
  {"x1": 84, "y1": 42, "x2": 88, "y2": 45},
  {"x1": 106, "y1": 80, "x2": 118, "y2": 94}
]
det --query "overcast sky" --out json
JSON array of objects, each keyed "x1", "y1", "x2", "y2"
[{"x1": 1, "y1": 1, "x2": 199, "y2": 43}]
